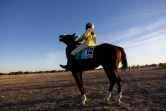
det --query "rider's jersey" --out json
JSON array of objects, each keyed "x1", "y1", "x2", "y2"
[{"x1": 77, "y1": 28, "x2": 96, "y2": 46}]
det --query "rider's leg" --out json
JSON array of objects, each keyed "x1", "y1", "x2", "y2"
[
  {"x1": 69, "y1": 44, "x2": 88, "y2": 68},
  {"x1": 71, "y1": 44, "x2": 88, "y2": 55},
  {"x1": 60, "y1": 44, "x2": 88, "y2": 70}
]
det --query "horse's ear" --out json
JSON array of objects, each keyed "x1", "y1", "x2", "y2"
[{"x1": 73, "y1": 33, "x2": 76, "y2": 36}]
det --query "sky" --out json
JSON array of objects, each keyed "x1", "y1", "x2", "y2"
[{"x1": 0, "y1": 0, "x2": 166, "y2": 73}]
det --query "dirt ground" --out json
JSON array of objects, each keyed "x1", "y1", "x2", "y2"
[{"x1": 0, "y1": 68, "x2": 165, "y2": 111}]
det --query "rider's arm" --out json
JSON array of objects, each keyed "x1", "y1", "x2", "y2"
[
  {"x1": 93, "y1": 33, "x2": 96, "y2": 44},
  {"x1": 76, "y1": 28, "x2": 91, "y2": 42},
  {"x1": 93, "y1": 37, "x2": 96, "y2": 44}
]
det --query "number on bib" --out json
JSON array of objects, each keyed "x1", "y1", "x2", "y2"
[{"x1": 86, "y1": 48, "x2": 94, "y2": 55}]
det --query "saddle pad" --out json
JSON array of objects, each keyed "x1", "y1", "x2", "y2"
[{"x1": 75, "y1": 46, "x2": 96, "y2": 60}]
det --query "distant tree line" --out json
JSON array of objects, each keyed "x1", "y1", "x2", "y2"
[
  {"x1": 129, "y1": 63, "x2": 166, "y2": 68},
  {"x1": 0, "y1": 70, "x2": 68, "y2": 75},
  {"x1": 142, "y1": 63, "x2": 166, "y2": 67},
  {"x1": 158, "y1": 63, "x2": 166, "y2": 67},
  {"x1": 0, "y1": 63, "x2": 165, "y2": 75}
]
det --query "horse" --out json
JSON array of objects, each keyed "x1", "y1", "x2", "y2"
[{"x1": 59, "y1": 33, "x2": 128, "y2": 106}]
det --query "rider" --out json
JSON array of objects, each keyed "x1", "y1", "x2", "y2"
[{"x1": 60, "y1": 22, "x2": 96, "y2": 70}]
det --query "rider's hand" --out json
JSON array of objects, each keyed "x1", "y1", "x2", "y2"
[
  {"x1": 75, "y1": 41, "x2": 81, "y2": 45},
  {"x1": 91, "y1": 31, "x2": 94, "y2": 35}
]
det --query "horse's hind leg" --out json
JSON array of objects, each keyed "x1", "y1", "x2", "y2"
[
  {"x1": 103, "y1": 66, "x2": 122, "y2": 104},
  {"x1": 117, "y1": 71, "x2": 122, "y2": 105},
  {"x1": 105, "y1": 80, "x2": 116, "y2": 102},
  {"x1": 102, "y1": 66, "x2": 117, "y2": 102}
]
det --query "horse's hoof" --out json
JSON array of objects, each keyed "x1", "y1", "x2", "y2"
[
  {"x1": 81, "y1": 101, "x2": 86, "y2": 106},
  {"x1": 118, "y1": 98, "x2": 122, "y2": 105},
  {"x1": 119, "y1": 102, "x2": 122, "y2": 106},
  {"x1": 81, "y1": 94, "x2": 87, "y2": 106},
  {"x1": 119, "y1": 101, "x2": 121, "y2": 105},
  {"x1": 82, "y1": 103, "x2": 86, "y2": 106},
  {"x1": 118, "y1": 92, "x2": 122, "y2": 105},
  {"x1": 105, "y1": 98, "x2": 110, "y2": 103}
]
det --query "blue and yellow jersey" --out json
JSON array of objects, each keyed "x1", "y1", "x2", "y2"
[{"x1": 77, "y1": 28, "x2": 96, "y2": 46}]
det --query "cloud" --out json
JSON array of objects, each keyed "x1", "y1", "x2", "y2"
[
  {"x1": 121, "y1": 29, "x2": 166, "y2": 66},
  {"x1": 128, "y1": 10, "x2": 165, "y2": 18},
  {"x1": 144, "y1": 18, "x2": 166, "y2": 30},
  {"x1": 118, "y1": 28, "x2": 166, "y2": 47},
  {"x1": 97, "y1": 17, "x2": 166, "y2": 45}
]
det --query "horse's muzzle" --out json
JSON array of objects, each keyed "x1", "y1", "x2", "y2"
[
  {"x1": 59, "y1": 35, "x2": 63, "y2": 42},
  {"x1": 59, "y1": 38, "x2": 62, "y2": 42}
]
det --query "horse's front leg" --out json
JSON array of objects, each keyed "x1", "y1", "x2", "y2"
[{"x1": 72, "y1": 71, "x2": 87, "y2": 106}]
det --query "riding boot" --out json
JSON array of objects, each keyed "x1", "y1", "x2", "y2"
[
  {"x1": 60, "y1": 64, "x2": 69, "y2": 71},
  {"x1": 60, "y1": 55, "x2": 75, "y2": 70}
]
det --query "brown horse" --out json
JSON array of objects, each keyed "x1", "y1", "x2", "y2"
[{"x1": 59, "y1": 33, "x2": 128, "y2": 106}]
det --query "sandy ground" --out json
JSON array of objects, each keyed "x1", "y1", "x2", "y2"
[{"x1": 0, "y1": 68, "x2": 165, "y2": 111}]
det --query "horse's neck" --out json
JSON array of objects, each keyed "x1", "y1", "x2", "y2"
[{"x1": 66, "y1": 44, "x2": 76, "y2": 59}]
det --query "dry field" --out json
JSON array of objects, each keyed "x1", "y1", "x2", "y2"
[{"x1": 0, "y1": 68, "x2": 165, "y2": 111}]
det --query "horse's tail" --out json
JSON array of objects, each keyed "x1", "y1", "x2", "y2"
[{"x1": 119, "y1": 47, "x2": 128, "y2": 70}]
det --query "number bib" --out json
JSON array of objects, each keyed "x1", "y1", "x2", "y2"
[{"x1": 75, "y1": 46, "x2": 95, "y2": 60}]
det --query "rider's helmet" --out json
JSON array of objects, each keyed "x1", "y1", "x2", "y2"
[{"x1": 86, "y1": 22, "x2": 94, "y2": 30}]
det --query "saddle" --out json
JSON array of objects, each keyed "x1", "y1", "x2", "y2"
[{"x1": 75, "y1": 46, "x2": 96, "y2": 60}]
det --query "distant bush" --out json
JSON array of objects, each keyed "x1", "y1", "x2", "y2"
[
  {"x1": 38, "y1": 71, "x2": 44, "y2": 73},
  {"x1": 8, "y1": 71, "x2": 24, "y2": 75},
  {"x1": 150, "y1": 64, "x2": 156, "y2": 67},
  {"x1": 0, "y1": 72, "x2": 5, "y2": 75},
  {"x1": 159, "y1": 63, "x2": 166, "y2": 68},
  {"x1": 8, "y1": 72, "x2": 16, "y2": 75},
  {"x1": 42, "y1": 70, "x2": 57, "y2": 73},
  {"x1": 16, "y1": 71, "x2": 24, "y2": 74},
  {"x1": 50, "y1": 70, "x2": 57, "y2": 73},
  {"x1": 24, "y1": 71, "x2": 30, "y2": 74},
  {"x1": 56, "y1": 70, "x2": 66, "y2": 72}
]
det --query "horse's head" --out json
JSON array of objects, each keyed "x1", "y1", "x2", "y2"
[{"x1": 59, "y1": 33, "x2": 78, "y2": 45}]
